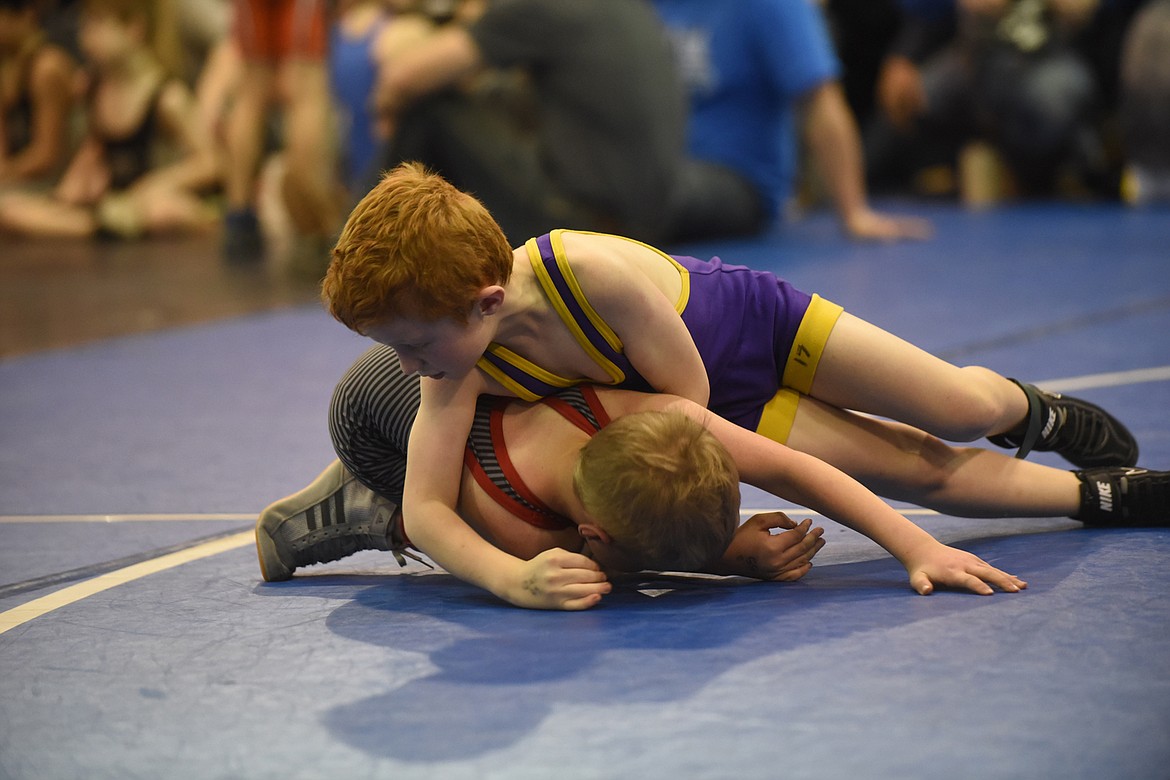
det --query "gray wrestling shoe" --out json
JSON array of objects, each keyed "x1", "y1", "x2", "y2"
[{"x1": 255, "y1": 459, "x2": 426, "y2": 582}]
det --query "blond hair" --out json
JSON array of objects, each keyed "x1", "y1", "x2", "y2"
[
  {"x1": 322, "y1": 162, "x2": 514, "y2": 333},
  {"x1": 573, "y1": 411, "x2": 739, "y2": 572}
]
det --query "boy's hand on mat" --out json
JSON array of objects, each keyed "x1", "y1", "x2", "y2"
[
  {"x1": 717, "y1": 512, "x2": 825, "y2": 581},
  {"x1": 903, "y1": 541, "x2": 1027, "y2": 596},
  {"x1": 508, "y1": 548, "x2": 611, "y2": 610}
]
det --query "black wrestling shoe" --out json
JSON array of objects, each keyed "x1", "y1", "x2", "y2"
[
  {"x1": 1074, "y1": 467, "x2": 1170, "y2": 527},
  {"x1": 255, "y1": 459, "x2": 426, "y2": 581},
  {"x1": 988, "y1": 381, "x2": 1139, "y2": 468}
]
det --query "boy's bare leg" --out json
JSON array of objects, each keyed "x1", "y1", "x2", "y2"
[
  {"x1": 785, "y1": 393, "x2": 1079, "y2": 517},
  {"x1": 809, "y1": 312, "x2": 1138, "y2": 466},
  {"x1": 787, "y1": 392, "x2": 1168, "y2": 526},
  {"x1": 809, "y1": 312, "x2": 1027, "y2": 442}
]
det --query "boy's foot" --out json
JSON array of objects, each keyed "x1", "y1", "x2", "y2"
[
  {"x1": 1075, "y1": 467, "x2": 1170, "y2": 527},
  {"x1": 222, "y1": 209, "x2": 264, "y2": 265},
  {"x1": 255, "y1": 459, "x2": 423, "y2": 581},
  {"x1": 989, "y1": 382, "x2": 1139, "y2": 468}
]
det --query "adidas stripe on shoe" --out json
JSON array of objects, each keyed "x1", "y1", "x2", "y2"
[{"x1": 255, "y1": 459, "x2": 425, "y2": 581}]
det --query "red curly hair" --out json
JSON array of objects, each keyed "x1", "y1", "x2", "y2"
[{"x1": 322, "y1": 163, "x2": 514, "y2": 332}]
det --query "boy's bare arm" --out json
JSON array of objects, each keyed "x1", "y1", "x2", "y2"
[
  {"x1": 659, "y1": 396, "x2": 1026, "y2": 595},
  {"x1": 570, "y1": 240, "x2": 710, "y2": 406},
  {"x1": 404, "y1": 379, "x2": 611, "y2": 609}
]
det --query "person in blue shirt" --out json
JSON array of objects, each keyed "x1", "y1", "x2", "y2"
[{"x1": 654, "y1": 0, "x2": 931, "y2": 242}]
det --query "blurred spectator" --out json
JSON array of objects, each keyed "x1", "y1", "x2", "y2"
[
  {"x1": 824, "y1": 0, "x2": 902, "y2": 128},
  {"x1": 0, "y1": 0, "x2": 77, "y2": 188},
  {"x1": 653, "y1": 0, "x2": 931, "y2": 242},
  {"x1": 173, "y1": 0, "x2": 230, "y2": 85},
  {"x1": 372, "y1": 0, "x2": 689, "y2": 245},
  {"x1": 330, "y1": 0, "x2": 442, "y2": 200},
  {"x1": 222, "y1": 0, "x2": 339, "y2": 271},
  {"x1": 867, "y1": 0, "x2": 1104, "y2": 205},
  {"x1": 0, "y1": 0, "x2": 218, "y2": 238},
  {"x1": 1119, "y1": 0, "x2": 1170, "y2": 204},
  {"x1": 331, "y1": 0, "x2": 389, "y2": 198}
]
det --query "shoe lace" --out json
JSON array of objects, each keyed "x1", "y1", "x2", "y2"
[
  {"x1": 1048, "y1": 404, "x2": 1104, "y2": 453},
  {"x1": 289, "y1": 516, "x2": 433, "y2": 570},
  {"x1": 291, "y1": 532, "x2": 370, "y2": 568}
]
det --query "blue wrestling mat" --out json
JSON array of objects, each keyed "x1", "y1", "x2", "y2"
[{"x1": 1, "y1": 203, "x2": 1168, "y2": 778}]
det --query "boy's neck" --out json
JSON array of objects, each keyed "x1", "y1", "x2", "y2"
[{"x1": 487, "y1": 249, "x2": 544, "y2": 344}]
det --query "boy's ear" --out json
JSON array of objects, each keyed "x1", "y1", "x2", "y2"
[
  {"x1": 476, "y1": 286, "x2": 506, "y2": 317},
  {"x1": 578, "y1": 523, "x2": 614, "y2": 546}
]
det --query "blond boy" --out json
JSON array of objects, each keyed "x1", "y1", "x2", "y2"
[{"x1": 259, "y1": 388, "x2": 828, "y2": 592}]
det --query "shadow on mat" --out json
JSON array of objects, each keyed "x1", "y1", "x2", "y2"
[{"x1": 251, "y1": 530, "x2": 1121, "y2": 762}]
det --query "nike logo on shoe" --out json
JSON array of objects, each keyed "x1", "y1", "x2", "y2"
[{"x1": 1096, "y1": 481, "x2": 1114, "y2": 513}]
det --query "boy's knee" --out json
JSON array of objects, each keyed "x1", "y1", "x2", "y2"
[
  {"x1": 942, "y1": 367, "x2": 1010, "y2": 441},
  {"x1": 868, "y1": 431, "x2": 966, "y2": 503}
]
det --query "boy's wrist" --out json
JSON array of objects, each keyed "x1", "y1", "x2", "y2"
[
  {"x1": 889, "y1": 530, "x2": 943, "y2": 570},
  {"x1": 489, "y1": 559, "x2": 531, "y2": 606}
]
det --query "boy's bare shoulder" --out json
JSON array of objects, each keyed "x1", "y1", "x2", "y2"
[{"x1": 557, "y1": 231, "x2": 660, "y2": 283}]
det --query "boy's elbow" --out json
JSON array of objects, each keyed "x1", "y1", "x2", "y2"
[{"x1": 662, "y1": 395, "x2": 707, "y2": 421}]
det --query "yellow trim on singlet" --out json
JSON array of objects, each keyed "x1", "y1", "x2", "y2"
[
  {"x1": 526, "y1": 234, "x2": 624, "y2": 385},
  {"x1": 484, "y1": 229, "x2": 696, "y2": 397},
  {"x1": 560, "y1": 229, "x2": 691, "y2": 315},
  {"x1": 781, "y1": 294, "x2": 844, "y2": 394},
  {"x1": 755, "y1": 388, "x2": 802, "y2": 445},
  {"x1": 476, "y1": 344, "x2": 577, "y2": 403},
  {"x1": 549, "y1": 230, "x2": 624, "y2": 352}
]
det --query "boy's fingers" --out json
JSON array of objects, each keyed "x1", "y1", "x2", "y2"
[
  {"x1": 555, "y1": 566, "x2": 609, "y2": 585},
  {"x1": 910, "y1": 571, "x2": 934, "y2": 595},
  {"x1": 746, "y1": 511, "x2": 797, "y2": 530},
  {"x1": 766, "y1": 526, "x2": 824, "y2": 569},
  {"x1": 785, "y1": 527, "x2": 823, "y2": 555},
  {"x1": 966, "y1": 574, "x2": 995, "y2": 596},
  {"x1": 984, "y1": 567, "x2": 1027, "y2": 593},
  {"x1": 771, "y1": 563, "x2": 812, "y2": 582},
  {"x1": 545, "y1": 548, "x2": 602, "y2": 571},
  {"x1": 561, "y1": 591, "x2": 605, "y2": 611},
  {"x1": 775, "y1": 519, "x2": 814, "y2": 544},
  {"x1": 800, "y1": 528, "x2": 824, "y2": 548},
  {"x1": 793, "y1": 537, "x2": 826, "y2": 564}
]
